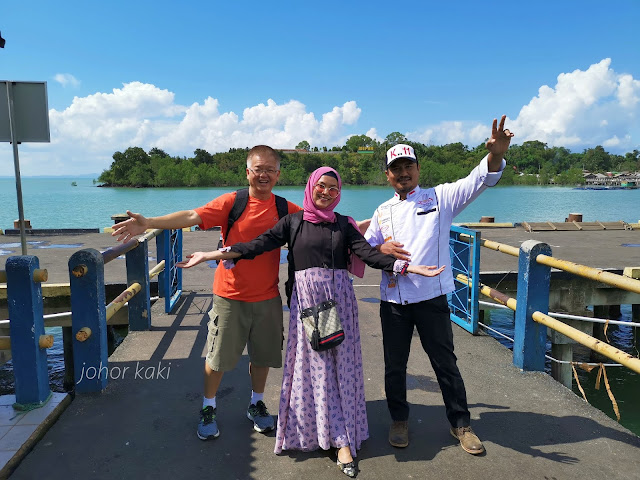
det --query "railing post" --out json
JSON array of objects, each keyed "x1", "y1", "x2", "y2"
[
  {"x1": 6, "y1": 255, "x2": 51, "y2": 406},
  {"x1": 156, "y1": 232, "x2": 166, "y2": 299},
  {"x1": 69, "y1": 249, "x2": 108, "y2": 393},
  {"x1": 513, "y1": 240, "x2": 551, "y2": 371},
  {"x1": 62, "y1": 326, "x2": 75, "y2": 392},
  {"x1": 126, "y1": 239, "x2": 151, "y2": 331},
  {"x1": 160, "y1": 229, "x2": 182, "y2": 313}
]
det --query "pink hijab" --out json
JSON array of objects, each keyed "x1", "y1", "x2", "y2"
[{"x1": 302, "y1": 167, "x2": 366, "y2": 278}]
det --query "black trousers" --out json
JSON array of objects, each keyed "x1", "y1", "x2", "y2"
[{"x1": 380, "y1": 295, "x2": 470, "y2": 427}]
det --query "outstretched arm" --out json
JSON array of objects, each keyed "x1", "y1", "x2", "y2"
[
  {"x1": 406, "y1": 264, "x2": 445, "y2": 277},
  {"x1": 486, "y1": 115, "x2": 514, "y2": 172},
  {"x1": 176, "y1": 249, "x2": 241, "y2": 269},
  {"x1": 111, "y1": 209, "x2": 201, "y2": 242}
]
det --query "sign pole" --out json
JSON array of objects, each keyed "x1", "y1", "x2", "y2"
[{"x1": 6, "y1": 82, "x2": 28, "y2": 255}]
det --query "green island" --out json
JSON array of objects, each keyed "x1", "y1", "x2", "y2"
[{"x1": 98, "y1": 135, "x2": 640, "y2": 188}]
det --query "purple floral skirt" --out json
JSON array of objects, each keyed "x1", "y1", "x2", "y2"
[{"x1": 274, "y1": 267, "x2": 369, "y2": 457}]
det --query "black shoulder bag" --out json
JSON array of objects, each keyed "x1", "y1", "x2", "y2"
[{"x1": 296, "y1": 225, "x2": 344, "y2": 351}]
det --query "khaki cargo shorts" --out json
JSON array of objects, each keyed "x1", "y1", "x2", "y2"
[{"x1": 205, "y1": 295, "x2": 284, "y2": 372}]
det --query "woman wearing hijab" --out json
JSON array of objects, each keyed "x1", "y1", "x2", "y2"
[{"x1": 178, "y1": 167, "x2": 444, "y2": 477}]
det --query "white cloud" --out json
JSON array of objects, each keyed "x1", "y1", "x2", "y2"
[
  {"x1": 508, "y1": 59, "x2": 639, "y2": 151},
  {"x1": 0, "y1": 82, "x2": 363, "y2": 176},
  {"x1": 365, "y1": 127, "x2": 381, "y2": 141},
  {"x1": 408, "y1": 59, "x2": 640, "y2": 153},
  {"x1": 3, "y1": 59, "x2": 639, "y2": 177},
  {"x1": 53, "y1": 73, "x2": 80, "y2": 88}
]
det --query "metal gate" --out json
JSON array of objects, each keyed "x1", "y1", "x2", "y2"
[{"x1": 448, "y1": 226, "x2": 480, "y2": 334}]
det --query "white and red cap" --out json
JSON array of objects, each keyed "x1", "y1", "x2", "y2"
[{"x1": 386, "y1": 144, "x2": 417, "y2": 169}]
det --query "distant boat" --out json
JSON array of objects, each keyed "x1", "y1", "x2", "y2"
[
  {"x1": 71, "y1": 181, "x2": 77, "y2": 186},
  {"x1": 574, "y1": 185, "x2": 638, "y2": 190}
]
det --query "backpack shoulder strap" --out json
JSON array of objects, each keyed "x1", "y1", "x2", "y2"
[
  {"x1": 218, "y1": 188, "x2": 249, "y2": 252},
  {"x1": 226, "y1": 188, "x2": 249, "y2": 239},
  {"x1": 275, "y1": 194, "x2": 288, "y2": 220},
  {"x1": 284, "y1": 211, "x2": 304, "y2": 308}
]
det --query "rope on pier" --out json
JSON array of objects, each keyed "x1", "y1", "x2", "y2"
[
  {"x1": 479, "y1": 300, "x2": 640, "y2": 328},
  {"x1": 477, "y1": 321, "x2": 626, "y2": 368},
  {"x1": 479, "y1": 319, "x2": 623, "y2": 421},
  {"x1": 478, "y1": 322, "x2": 515, "y2": 343},
  {"x1": 13, "y1": 391, "x2": 53, "y2": 412},
  {"x1": 571, "y1": 363, "x2": 620, "y2": 421}
]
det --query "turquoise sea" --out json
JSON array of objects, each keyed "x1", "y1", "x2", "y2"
[
  {"x1": 0, "y1": 177, "x2": 639, "y2": 435},
  {"x1": 1, "y1": 177, "x2": 639, "y2": 229}
]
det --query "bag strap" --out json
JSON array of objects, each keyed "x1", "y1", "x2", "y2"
[{"x1": 334, "y1": 212, "x2": 350, "y2": 259}]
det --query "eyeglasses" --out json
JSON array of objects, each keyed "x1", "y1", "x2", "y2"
[
  {"x1": 314, "y1": 182, "x2": 340, "y2": 198},
  {"x1": 248, "y1": 167, "x2": 279, "y2": 176}
]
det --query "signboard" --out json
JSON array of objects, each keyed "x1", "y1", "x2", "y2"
[{"x1": 0, "y1": 81, "x2": 50, "y2": 142}]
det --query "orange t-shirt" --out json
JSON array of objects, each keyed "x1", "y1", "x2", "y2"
[{"x1": 194, "y1": 192, "x2": 301, "y2": 302}]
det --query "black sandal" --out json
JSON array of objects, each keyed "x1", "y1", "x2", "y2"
[
  {"x1": 336, "y1": 458, "x2": 357, "y2": 478},
  {"x1": 335, "y1": 448, "x2": 358, "y2": 478}
]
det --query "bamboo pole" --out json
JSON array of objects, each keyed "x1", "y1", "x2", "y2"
[
  {"x1": 0, "y1": 334, "x2": 54, "y2": 350},
  {"x1": 535, "y1": 254, "x2": 640, "y2": 294},
  {"x1": 149, "y1": 260, "x2": 165, "y2": 280},
  {"x1": 456, "y1": 273, "x2": 640, "y2": 374},
  {"x1": 140, "y1": 229, "x2": 163, "y2": 243},
  {"x1": 105, "y1": 282, "x2": 141, "y2": 320},
  {"x1": 75, "y1": 327, "x2": 92, "y2": 342}
]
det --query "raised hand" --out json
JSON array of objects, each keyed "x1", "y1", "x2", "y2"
[
  {"x1": 485, "y1": 115, "x2": 514, "y2": 157},
  {"x1": 379, "y1": 241, "x2": 411, "y2": 262},
  {"x1": 111, "y1": 210, "x2": 148, "y2": 242},
  {"x1": 408, "y1": 265, "x2": 446, "y2": 277}
]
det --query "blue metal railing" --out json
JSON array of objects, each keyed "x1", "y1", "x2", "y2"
[
  {"x1": 0, "y1": 228, "x2": 184, "y2": 399},
  {"x1": 156, "y1": 229, "x2": 182, "y2": 313},
  {"x1": 4, "y1": 256, "x2": 51, "y2": 407},
  {"x1": 448, "y1": 232, "x2": 554, "y2": 371},
  {"x1": 448, "y1": 226, "x2": 481, "y2": 334},
  {"x1": 67, "y1": 229, "x2": 182, "y2": 392}
]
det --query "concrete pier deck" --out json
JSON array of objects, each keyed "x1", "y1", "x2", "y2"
[{"x1": 0, "y1": 229, "x2": 639, "y2": 478}]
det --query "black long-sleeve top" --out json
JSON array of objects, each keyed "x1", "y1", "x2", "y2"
[{"x1": 230, "y1": 212, "x2": 397, "y2": 272}]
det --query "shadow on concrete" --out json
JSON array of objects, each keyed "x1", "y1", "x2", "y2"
[{"x1": 361, "y1": 398, "x2": 640, "y2": 467}]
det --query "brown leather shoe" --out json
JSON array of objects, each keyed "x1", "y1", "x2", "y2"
[
  {"x1": 450, "y1": 426, "x2": 485, "y2": 454},
  {"x1": 389, "y1": 420, "x2": 409, "y2": 448}
]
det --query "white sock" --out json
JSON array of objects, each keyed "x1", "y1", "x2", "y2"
[
  {"x1": 251, "y1": 391, "x2": 264, "y2": 405},
  {"x1": 203, "y1": 396, "x2": 216, "y2": 409}
]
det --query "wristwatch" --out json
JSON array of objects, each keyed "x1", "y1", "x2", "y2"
[
  {"x1": 400, "y1": 261, "x2": 409, "y2": 276},
  {"x1": 393, "y1": 260, "x2": 410, "y2": 276}
]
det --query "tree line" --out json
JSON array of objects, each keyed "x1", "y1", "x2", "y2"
[{"x1": 97, "y1": 134, "x2": 640, "y2": 188}]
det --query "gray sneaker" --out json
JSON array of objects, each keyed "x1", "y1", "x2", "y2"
[
  {"x1": 247, "y1": 400, "x2": 275, "y2": 433},
  {"x1": 197, "y1": 406, "x2": 219, "y2": 440}
]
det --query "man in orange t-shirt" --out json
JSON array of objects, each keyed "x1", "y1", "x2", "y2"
[{"x1": 112, "y1": 145, "x2": 300, "y2": 440}]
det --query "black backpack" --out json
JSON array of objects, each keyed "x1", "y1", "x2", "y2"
[
  {"x1": 216, "y1": 188, "x2": 289, "y2": 254},
  {"x1": 284, "y1": 211, "x2": 350, "y2": 307}
]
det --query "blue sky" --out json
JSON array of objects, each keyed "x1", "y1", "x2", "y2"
[{"x1": 1, "y1": 0, "x2": 639, "y2": 176}]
